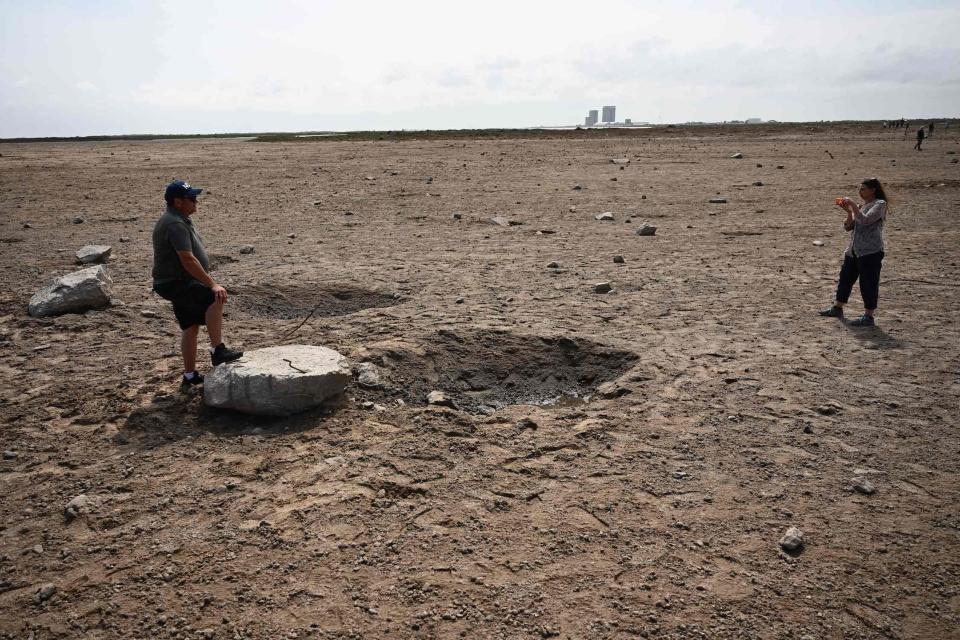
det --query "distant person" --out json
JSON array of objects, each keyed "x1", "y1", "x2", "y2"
[
  {"x1": 928, "y1": 121, "x2": 935, "y2": 138},
  {"x1": 914, "y1": 127, "x2": 925, "y2": 151},
  {"x1": 152, "y1": 180, "x2": 243, "y2": 388},
  {"x1": 819, "y1": 178, "x2": 889, "y2": 327}
]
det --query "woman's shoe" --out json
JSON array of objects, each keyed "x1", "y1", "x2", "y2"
[
  {"x1": 849, "y1": 315, "x2": 876, "y2": 327},
  {"x1": 818, "y1": 306, "x2": 843, "y2": 318}
]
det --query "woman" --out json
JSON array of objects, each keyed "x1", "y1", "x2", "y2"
[{"x1": 819, "y1": 178, "x2": 889, "y2": 327}]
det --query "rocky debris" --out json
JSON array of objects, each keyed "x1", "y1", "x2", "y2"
[
  {"x1": 427, "y1": 390, "x2": 455, "y2": 407},
  {"x1": 730, "y1": 152, "x2": 743, "y2": 159},
  {"x1": 610, "y1": 158, "x2": 630, "y2": 165},
  {"x1": 815, "y1": 403, "x2": 841, "y2": 415},
  {"x1": 455, "y1": 297, "x2": 465, "y2": 304},
  {"x1": 572, "y1": 185, "x2": 582, "y2": 190},
  {"x1": 72, "y1": 216, "x2": 85, "y2": 224},
  {"x1": 776, "y1": 165, "x2": 785, "y2": 169},
  {"x1": 239, "y1": 245, "x2": 256, "y2": 254},
  {"x1": 594, "y1": 282, "x2": 613, "y2": 294},
  {"x1": 636, "y1": 224, "x2": 657, "y2": 236},
  {"x1": 489, "y1": 216, "x2": 511, "y2": 227},
  {"x1": 613, "y1": 255, "x2": 625, "y2": 264},
  {"x1": 286, "y1": 233, "x2": 296, "y2": 239},
  {"x1": 852, "y1": 478, "x2": 876, "y2": 495},
  {"x1": 756, "y1": 163, "x2": 763, "y2": 168},
  {"x1": 204, "y1": 345, "x2": 351, "y2": 416},
  {"x1": 709, "y1": 197, "x2": 728, "y2": 204},
  {"x1": 35, "y1": 583, "x2": 57, "y2": 603},
  {"x1": 23, "y1": 222, "x2": 33, "y2": 229},
  {"x1": 119, "y1": 236, "x2": 130, "y2": 243},
  {"x1": 75, "y1": 244, "x2": 112, "y2": 264},
  {"x1": 64, "y1": 494, "x2": 90, "y2": 521},
  {"x1": 140, "y1": 309, "x2": 160, "y2": 318},
  {"x1": 546, "y1": 261, "x2": 560, "y2": 269},
  {"x1": 812, "y1": 240, "x2": 825, "y2": 246},
  {"x1": 594, "y1": 212, "x2": 615, "y2": 222},
  {"x1": 779, "y1": 526, "x2": 805, "y2": 553},
  {"x1": 752, "y1": 181, "x2": 764, "y2": 187},
  {"x1": 354, "y1": 362, "x2": 384, "y2": 389},
  {"x1": 451, "y1": 212, "x2": 462, "y2": 220},
  {"x1": 3, "y1": 450, "x2": 17, "y2": 460},
  {"x1": 28, "y1": 265, "x2": 112, "y2": 317},
  {"x1": 597, "y1": 381, "x2": 630, "y2": 398}
]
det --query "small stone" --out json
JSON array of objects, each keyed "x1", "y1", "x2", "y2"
[
  {"x1": 572, "y1": 185, "x2": 582, "y2": 191},
  {"x1": 752, "y1": 181, "x2": 763, "y2": 187},
  {"x1": 64, "y1": 494, "x2": 90, "y2": 521},
  {"x1": 74, "y1": 245, "x2": 112, "y2": 266},
  {"x1": 119, "y1": 236, "x2": 130, "y2": 243},
  {"x1": 427, "y1": 390, "x2": 454, "y2": 407},
  {"x1": 756, "y1": 163, "x2": 763, "y2": 168},
  {"x1": 23, "y1": 222, "x2": 33, "y2": 229},
  {"x1": 613, "y1": 255, "x2": 625, "y2": 264},
  {"x1": 594, "y1": 282, "x2": 613, "y2": 294},
  {"x1": 730, "y1": 152, "x2": 743, "y2": 159},
  {"x1": 636, "y1": 224, "x2": 657, "y2": 236},
  {"x1": 360, "y1": 400, "x2": 375, "y2": 410},
  {"x1": 488, "y1": 216, "x2": 511, "y2": 227},
  {"x1": 455, "y1": 297, "x2": 464, "y2": 304},
  {"x1": 779, "y1": 526, "x2": 805, "y2": 553},
  {"x1": 803, "y1": 424, "x2": 814, "y2": 434},
  {"x1": 72, "y1": 216, "x2": 85, "y2": 224},
  {"x1": 354, "y1": 362, "x2": 384, "y2": 389},
  {"x1": 239, "y1": 245, "x2": 255, "y2": 254},
  {"x1": 595, "y1": 212, "x2": 615, "y2": 221},
  {"x1": 35, "y1": 583, "x2": 57, "y2": 603},
  {"x1": 32, "y1": 544, "x2": 43, "y2": 554},
  {"x1": 2, "y1": 450, "x2": 16, "y2": 460},
  {"x1": 546, "y1": 261, "x2": 560, "y2": 269},
  {"x1": 852, "y1": 478, "x2": 876, "y2": 495},
  {"x1": 815, "y1": 404, "x2": 839, "y2": 415},
  {"x1": 597, "y1": 381, "x2": 629, "y2": 398},
  {"x1": 610, "y1": 158, "x2": 630, "y2": 165},
  {"x1": 708, "y1": 197, "x2": 728, "y2": 204},
  {"x1": 287, "y1": 233, "x2": 296, "y2": 239},
  {"x1": 141, "y1": 309, "x2": 160, "y2": 318},
  {"x1": 641, "y1": 194, "x2": 646, "y2": 199},
  {"x1": 776, "y1": 165, "x2": 785, "y2": 169},
  {"x1": 451, "y1": 212, "x2": 462, "y2": 220},
  {"x1": 812, "y1": 240, "x2": 825, "y2": 246}
]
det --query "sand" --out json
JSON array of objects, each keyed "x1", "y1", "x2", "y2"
[{"x1": 0, "y1": 124, "x2": 958, "y2": 639}]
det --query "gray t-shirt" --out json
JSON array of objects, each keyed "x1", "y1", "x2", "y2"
[
  {"x1": 152, "y1": 206, "x2": 210, "y2": 285},
  {"x1": 845, "y1": 199, "x2": 886, "y2": 258}
]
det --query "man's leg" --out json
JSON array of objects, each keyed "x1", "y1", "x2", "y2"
[
  {"x1": 181, "y1": 324, "x2": 200, "y2": 374},
  {"x1": 205, "y1": 298, "x2": 224, "y2": 347}
]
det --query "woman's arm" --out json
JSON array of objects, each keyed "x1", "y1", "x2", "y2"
[{"x1": 853, "y1": 200, "x2": 886, "y2": 226}]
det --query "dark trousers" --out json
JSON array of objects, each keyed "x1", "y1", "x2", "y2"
[{"x1": 836, "y1": 251, "x2": 884, "y2": 310}]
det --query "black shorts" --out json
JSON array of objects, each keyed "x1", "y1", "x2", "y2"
[{"x1": 153, "y1": 280, "x2": 215, "y2": 330}]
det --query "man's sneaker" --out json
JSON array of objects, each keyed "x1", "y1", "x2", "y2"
[
  {"x1": 818, "y1": 305, "x2": 844, "y2": 318},
  {"x1": 212, "y1": 343, "x2": 244, "y2": 366},
  {"x1": 180, "y1": 371, "x2": 204, "y2": 388},
  {"x1": 849, "y1": 315, "x2": 876, "y2": 327}
]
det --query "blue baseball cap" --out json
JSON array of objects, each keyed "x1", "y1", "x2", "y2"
[{"x1": 164, "y1": 179, "x2": 203, "y2": 203}]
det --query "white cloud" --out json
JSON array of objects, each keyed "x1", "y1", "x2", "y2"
[{"x1": 76, "y1": 80, "x2": 97, "y2": 91}]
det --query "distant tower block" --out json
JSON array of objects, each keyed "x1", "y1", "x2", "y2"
[
  {"x1": 602, "y1": 106, "x2": 616, "y2": 123},
  {"x1": 584, "y1": 116, "x2": 591, "y2": 126},
  {"x1": 587, "y1": 110, "x2": 599, "y2": 126},
  {"x1": 625, "y1": 118, "x2": 632, "y2": 125}
]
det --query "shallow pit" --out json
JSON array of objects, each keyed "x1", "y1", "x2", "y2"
[
  {"x1": 233, "y1": 283, "x2": 400, "y2": 319},
  {"x1": 363, "y1": 328, "x2": 638, "y2": 414}
]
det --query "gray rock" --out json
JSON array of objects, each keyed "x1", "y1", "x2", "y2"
[
  {"x1": 239, "y1": 245, "x2": 256, "y2": 254},
  {"x1": 35, "y1": 583, "x2": 57, "y2": 603},
  {"x1": 610, "y1": 158, "x2": 630, "y2": 165},
  {"x1": 546, "y1": 261, "x2": 560, "y2": 269},
  {"x1": 451, "y1": 212, "x2": 462, "y2": 220},
  {"x1": 730, "y1": 152, "x2": 743, "y2": 159},
  {"x1": 752, "y1": 181, "x2": 764, "y2": 187},
  {"x1": 355, "y1": 362, "x2": 384, "y2": 389},
  {"x1": 72, "y1": 216, "x2": 85, "y2": 224},
  {"x1": 3, "y1": 450, "x2": 17, "y2": 460},
  {"x1": 779, "y1": 526, "x2": 805, "y2": 553},
  {"x1": 64, "y1": 494, "x2": 90, "y2": 521},
  {"x1": 140, "y1": 309, "x2": 160, "y2": 318},
  {"x1": 613, "y1": 255, "x2": 625, "y2": 264},
  {"x1": 28, "y1": 266, "x2": 112, "y2": 317},
  {"x1": 119, "y1": 236, "x2": 131, "y2": 243},
  {"x1": 75, "y1": 245, "x2": 112, "y2": 264},
  {"x1": 812, "y1": 240, "x2": 825, "y2": 247},
  {"x1": 594, "y1": 212, "x2": 615, "y2": 222},
  {"x1": 636, "y1": 224, "x2": 657, "y2": 236},
  {"x1": 597, "y1": 381, "x2": 629, "y2": 398},
  {"x1": 852, "y1": 478, "x2": 876, "y2": 495},
  {"x1": 488, "y1": 216, "x2": 511, "y2": 227},
  {"x1": 709, "y1": 197, "x2": 728, "y2": 204},
  {"x1": 427, "y1": 390, "x2": 455, "y2": 407},
  {"x1": 594, "y1": 282, "x2": 613, "y2": 294},
  {"x1": 204, "y1": 345, "x2": 351, "y2": 416}
]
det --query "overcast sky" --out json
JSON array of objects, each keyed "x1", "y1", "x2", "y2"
[{"x1": 1, "y1": 0, "x2": 958, "y2": 137}]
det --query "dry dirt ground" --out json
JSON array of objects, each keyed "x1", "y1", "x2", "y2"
[{"x1": 1, "y1": 124, "x2": 958, "y2": 640}]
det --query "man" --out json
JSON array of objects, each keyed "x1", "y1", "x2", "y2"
[
  {"x1": 152, "y1": 180, "x2": 243, "y2": 387},
  {"x1": 914, "y1": 127, "x2": 925, "y2": 151}
]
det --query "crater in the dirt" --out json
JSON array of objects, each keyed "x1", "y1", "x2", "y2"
[
  {"x1": 364, "y1": 329, "x2": 638, "y2": 414},
  {"x1": 233, "y1": 283, "x2": 400, "y2": 319}
]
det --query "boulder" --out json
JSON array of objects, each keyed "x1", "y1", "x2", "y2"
[
  {"x1": 636, "y1": 224, "x2": 657, "y2": 236},
  {"x1": 28, "y1": 266, "x2": 112, "y2": 317},
  {"x1": 76, "y1": 245, "x2": 112, "y2": 264},
  {"x1": 204, "y1": 345, "x2": 351, "y2": 416}
]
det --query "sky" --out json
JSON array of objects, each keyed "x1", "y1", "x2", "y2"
[{"x1": 1, "y1": 0, "x2": 959, "y2": 137}]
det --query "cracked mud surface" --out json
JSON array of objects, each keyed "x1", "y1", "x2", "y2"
[{"x1": 0, "y1": 124, "x2": 958, "y2": 639}]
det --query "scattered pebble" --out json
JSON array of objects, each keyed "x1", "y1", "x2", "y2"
[
  {"x1": 730, "y1": 152, "x2": 743, "y2": 159},
  {"x1": 2, "y1": 450, "x2": 16, "y2": 460},
  {"x1": 427, "y1": 390, "x2": 454, "y2": 407},
  {"x1": 779, "y1": 526, "x2": 805, "y2": 553},
  {"x1": 64, "y1": 494, "x2": 90, "y2": 521},
  {"x1": 812, "y1": 240, "x2": 824, "y2": 246},
  {"x1": 72, "y1": 216, "x2": 85, "y2": 224},
  {"x1": 594, "y1": 282, "x2": 613, "y2": 294},
  {"x1": 613, "y1": 255, "x2": 625, "y2": 264},
  {"x1": 35, "y1": 583, "x2": 57, "y2": 603},
  {"x1": 239, "y1": 245, "x2": 255, "y2": 255},
  {"x1": 595, "y1": 212, "x2": 615, "y2": 222},
  {"x1": 636, "y1": 224, "x2": 657, "y2": 236},
  {"x1": 852, "y1": 478, "x2": 876, "y2": 495},
  {"x1": 709, "y1": 197, "x2": 728, "y2": 204}
]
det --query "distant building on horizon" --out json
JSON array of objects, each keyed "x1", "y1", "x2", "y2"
[
  {"x1": 602, "y1": 106, "x2": 616, "y2": 123},
  {"x1": 586, "y1": 110, "x2": 599, "y2": 126}
]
